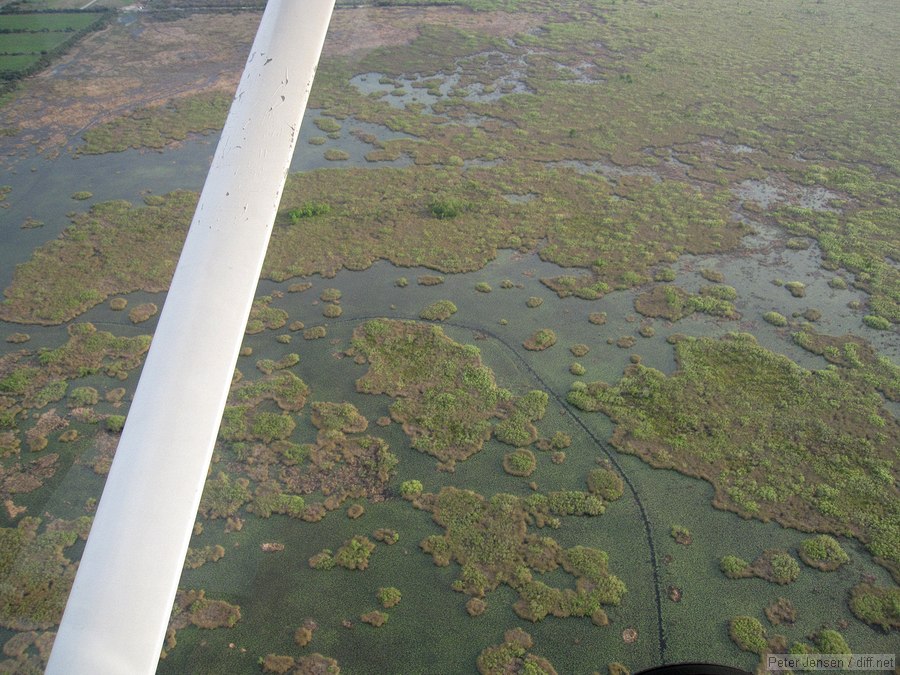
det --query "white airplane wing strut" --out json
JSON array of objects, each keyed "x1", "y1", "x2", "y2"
[{"x1": 46, "y1": 1, "x2": 335, "y2": 671}]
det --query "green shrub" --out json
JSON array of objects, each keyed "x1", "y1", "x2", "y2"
[
  {"x1": 503, "y1": 449, "x2": 537, "y2": 477},
  {"x1": 763, "y1": 311, "x2": 788, "y2": 327},
  {"x1": 720, "y1": 555, "x2": 749, "y2": 578},
  {"x1": 863, "y1": 315, "x2": 891, "y2": 330},
  {"x1": 587, "y1": 468, "x2": 624, "y2": 501},
  {"x1": 815, "y1": 629, "x2": 850, "y2": 655},
  {"x1": 848, "y1": 583, "x2": 900, "y2": 631},
  {"x1": 70, "y1": 386, "x2": 99, "y2": 407},
  {"x1": 785, "y1": 281, "x2": 806, "y2": 297},
  {"x1": 376, "y1": 587, "x2": 402, "y2": 608},
  {"x1": 728, "y1": 615, "x2": 768, "y2": 654},
  {"x1": 289, "y1": 201, "x2": 330, "y2": 222},
  {"x1": 251, "y1": 412, "x2": 296, "y2": 442},
  {"x1": 106, "y1": 415, "x2": 126, "y2": 433},
  {"x1": 654, "y1": 268, "x2": 676, "y2": 282},
  {"x1": 400, "y1": 480, "x2": 424, "y2": 498},
  {"x1": 769, "y1": 551, "x2": 801, "y2": 584},
  {"x1": 334, "y1": 536, "x2": 376, "y2": 570},
  {"x1": 420, "y1": 300, "x2": 458, "y2": 321},
  {"x1": 313, "y1": 117, "x2": 341, "y2": 133},
  {"x1": 798, "y1": 535, "x2": 849, "y2": 571},
  {"x1": 523, "y1": 329, "x2": 557, "y2": 351},
  {"x1": 475, "y1": 282, "x2": 492, "y2": 293},
  {"x1": 429, "y1": 196, "x2": 469, "y2": 219}
]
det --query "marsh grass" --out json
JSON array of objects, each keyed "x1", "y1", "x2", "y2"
[{"x1": 568, "y1": 332, "x2": 900, "y2": 575}]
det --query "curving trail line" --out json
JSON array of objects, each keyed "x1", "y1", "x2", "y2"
[
  {"x1": 86, "y1": 309, "x2": 669, "y2": 662},
  {"x1": 338, "y1": 313, "x2": 669, "y2": 664}
]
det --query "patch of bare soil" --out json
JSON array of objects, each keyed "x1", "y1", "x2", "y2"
[{"x1": 0, "y1": 12, "x2": 258, "y2": 159}]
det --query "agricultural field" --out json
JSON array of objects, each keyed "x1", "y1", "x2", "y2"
[
  {"x1": 0, "y1": 9, "x2": 108, "y2": 80},
  {"x1": 0, "y1": 0, "x2": 897, "y2": 673}
]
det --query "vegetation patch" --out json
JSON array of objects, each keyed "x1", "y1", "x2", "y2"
[
  {"x1": 230, "y1": 371, "x2": 309, "y2": 411},
  {"x1": 246, "y1": 296, "x2": 288, "y2": 334},
  {"x1": 80, "y1": 92, "x2": 230, "y2": 155},
  {"x1": 586, "y1": 467, "x2": 623, "y2": 502},
  {"x1": 415, "y1": 487, "x2": 622, "y2": 625},
  {"x1": 798, "y1": 535, "x2": 849, "y2": 571},
  {"x1": 420, "y1": 299, "x2": 458, "y2": 321},
  {"x1": 764, "y1": 597, "x2": 797, "y2": 626},
  {"x1": 377, "y1": 587, "x2": 401, "y2": 608},
  {"x1": 774, "y1": 201, "x2": 899, "y2": 325},
  {"x1": 848, "y1": 583, "x2": 900, "y2": 631},
  {"x1": 289, "y1": 201, "x2": 331, "y2": 221},
  {"x1": 670, "y1": 525, "x2": 692, "y2": 546},
  {"x1": 373, "y1": 528, "x2": 399, "y2": 545},
  {"x1": 502, "y1": 448, "x2": 536, "y2": 477},
  {"x1": 700, "y1": 269, "x2": 725, "y2": 283},
  {"x1": 352, "y1": 320, "x2": 548, "y2": 468},
  {"x1": 791, "y1": 330, "x2": 899, "y2": 402},
  {"x1": 128, "y1": 302, "x2": 158, "y2": 324},
  {"x1": 728, "y1": 615, "x2": 768, "y2": 654},
  {"x1": 476, "y1": 628, "x2": 557, "y2": 675},
  {"x1": 634, "y1": 285, "x2": 737, "y2": 321},
  {"x1": 523, "y1": 328, "x2": 556, "y2": 351},
  {"x1": 0, "y1": 516, "x2": 88, "y2": 630},
  {"x1": 567, "y1": 332, "x2": 900, "y2": 575},
  {"x1": 721, "y1": 549, "x2": 800, "y2": 585},
  {"x1": 311, "y1": 535, "x2": 376, "y2": 571},
  {"x1": 360, "y1": 610, "x2": 388, "y2": 627},
  {"x1": 570, "y1": 344, "x2": 589, "y2": 357},
  {"x1": 784, "y1": 281, "x2": 806, "y2": 298},
  {"x1": 0, "y1": 323, "x2": 149, "y2": 432},
  {"x1": 256, "y1": 354, "x2": 300, "y2": 375},
  {"x1": 417, "y1": 275, "x2": 444, "y2": 286},
  {"x1": 184, "y1": 544, "x2": 226, "y2": 570},
  {"x1": 164, "y1": 589, "x2": 241, "y2": 658},
  {"x1": 303, "y1": 326, "x2": 328, "y2": 340}
]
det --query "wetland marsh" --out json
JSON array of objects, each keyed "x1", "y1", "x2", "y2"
[{"x1": 0, "y1": 0, "x2": 897, "y2": 673}]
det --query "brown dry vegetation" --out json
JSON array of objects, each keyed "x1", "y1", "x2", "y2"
[{"x1": 1, "y1": 13, "x2": 257, "y2": 158}]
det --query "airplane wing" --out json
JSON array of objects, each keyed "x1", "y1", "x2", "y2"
[{"x1": 46, "y1": 1, "x2": 335, "y2": 672}]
